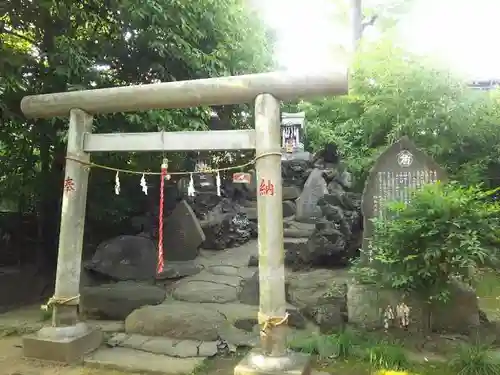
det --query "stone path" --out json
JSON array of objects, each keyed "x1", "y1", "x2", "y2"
[
  {"x1": 0, "y1": 240, "x2": 351, "y2": 374},
  {"x1": 85, "y1": 347, "x2": 206, "y2": 374}
]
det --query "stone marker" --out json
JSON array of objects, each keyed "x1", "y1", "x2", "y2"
[
  {"x1": 163, "y1": 200, "x2": 205, "y2": 261},
  {"x1": 295, "y1": 168, "x2": 328, "y2": 222},
  {"x1": 361, "y1": 136, "x2": 447, "y2": 260}
]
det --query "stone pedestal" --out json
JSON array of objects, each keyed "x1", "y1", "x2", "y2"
[
  {"x1": 234, "y1": 349, "x2": 311, "y2": 375},
  {"x1": 23, "y1": 322, "x2": 102, "y2": 363}
]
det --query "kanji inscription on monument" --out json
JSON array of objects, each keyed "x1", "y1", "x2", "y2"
[{"x1": 361, "y1": 137, "x2": 447, "y2": 259}]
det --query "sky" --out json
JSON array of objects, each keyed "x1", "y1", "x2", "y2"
[{"x1": 255, "y1": 0, "x2": 500, "y2": 79}]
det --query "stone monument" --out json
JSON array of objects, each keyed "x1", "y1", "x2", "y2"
[{"x1": 361, "y1": 136, "x2": 447, "y2": 260}]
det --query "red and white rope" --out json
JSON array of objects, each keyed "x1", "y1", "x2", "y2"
[{"x1": 157, "y1": 162, "x2": 167, "y2": 274}]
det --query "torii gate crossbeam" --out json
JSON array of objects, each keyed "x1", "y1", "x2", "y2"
[{"x1": 20, "y1": 70, "x2": 348, "y2": 375}]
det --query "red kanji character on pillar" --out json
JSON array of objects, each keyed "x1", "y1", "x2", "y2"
[
  {"x1": 63, "y1": 177, "x2": 75, "y2": 193},
  {"x1": 259, "y1": 179, "x2": 275, "y2": 196}
]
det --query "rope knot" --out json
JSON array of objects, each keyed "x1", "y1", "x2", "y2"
[
  {"x1": 258, "y1": 312, "x2": 289, "y2": 337},
  {"x1": 41, "y1": 295, "x2": 79, "y2": 311}
]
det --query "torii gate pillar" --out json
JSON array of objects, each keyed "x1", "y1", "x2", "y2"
[{"x1": 234, "y1": 94, "x2": 311, "y2": 375}]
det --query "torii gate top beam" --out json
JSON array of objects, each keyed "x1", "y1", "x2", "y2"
[{"x1": 20, "y1": 70, "x2": 348, "y2": 119}]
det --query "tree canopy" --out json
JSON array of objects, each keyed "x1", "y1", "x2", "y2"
[
  {"x1": 0, "y1": 0, "x2": 274, "y2": 258},
  {"x1": 3, "y1": 0, "x2": 500, "y2": 266},
  {"x1": 293, "y1": 40, "x2": 500, "y2": 191}
]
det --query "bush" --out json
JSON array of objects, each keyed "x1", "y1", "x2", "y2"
[
  {"x1": 448, "y1": 343, "x2": 500, "y2": 375},
  {"x1": 354, "y1": 182, "x2": 500, "y2": 306}
]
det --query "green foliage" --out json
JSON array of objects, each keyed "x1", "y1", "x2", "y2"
[
  {"x1": 448, "y1": 344, "x2": 500, "y2": 375},
  {"x1": 298, "y1": 40, "x2": 500, "y2": 191},
  {"x1": 0, "y1": 0, "x2": 274, "y2": 246},
  {"x1": 288, "y1": 330, "x2": 500, "y2": 375},
  {"x1": 288, "y1": 334, "x2": 319, "y2": 354},
  {"x1": 353, "y1": 182, "x2": 500, "y2": 303},
  {"x1": 288, "y1": 329, "x2": 357, "y2": 360},
  {"x1": 333, "y1": 329, "x2": 356, "y2": 359},
  {"x1": 367, "y1": 340, "x2": 410, "y2": 371}
]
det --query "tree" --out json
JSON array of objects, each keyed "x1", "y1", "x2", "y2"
[
  {"x1": 328, "y1": 0, "x2": 416, "y2": 51},
  {"x1": 0, "y1": 0, "x2": 274, "y2": 264},
  {"x1": 296, "y1": 40, "x2": 500, "y2": 191}
]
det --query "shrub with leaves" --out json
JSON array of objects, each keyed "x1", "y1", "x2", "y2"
[{"x1": 354, "y1": 182, "x2": 500, "y2": 304}]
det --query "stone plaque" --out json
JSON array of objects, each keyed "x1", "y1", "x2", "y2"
[{"x1": 361, "y1": 137, "x2": 447, "y2": 260}]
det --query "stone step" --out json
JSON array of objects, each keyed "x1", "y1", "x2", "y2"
[
  {"x1": 85, "y1": 347, "x2": 205, "y2": 374},
  {"x1": 107, "y1": 332, "x2": 219, "y2": 357}
]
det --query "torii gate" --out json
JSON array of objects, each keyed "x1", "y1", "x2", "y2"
[{"x1": 20, "y1": 70, "x2": 347, "y2": 374}]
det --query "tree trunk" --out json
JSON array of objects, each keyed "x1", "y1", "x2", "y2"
[{"x1": 351, "y1": 0, "x2": 363, "y2": 50}]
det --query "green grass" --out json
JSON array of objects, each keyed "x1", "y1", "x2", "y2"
[
  {"x1": 448, "y1": 344, "x2": 500, "y2": 375},
  {"x1": 320, "y1": 359, "x2": 452, "y2": 375}
]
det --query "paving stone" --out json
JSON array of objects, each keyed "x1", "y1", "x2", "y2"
[
  {"x1": 207, "y1": 265, "x2": 241, "y2": 276},
  {"x1": 107, "y1": 333, "x2": 218, "y2": 358},
  {"x1": 172, "y1": 281, "x2": 238, "y2": 303},
  {"x1": 88, "y1": 320, "x2": 125, "y2": 333},
  {"x1": 85, "y1": 347, "x2": 205, "y2": 374},
  {"x1": 187, "y1": 271, "x2": 242, "y2": 287},
  {"x1": 198, "y1": 341, "x2": 219, "y2": 357},
  {"x1": 122, "y1": 333, "x2": 150, "y2": 348}
]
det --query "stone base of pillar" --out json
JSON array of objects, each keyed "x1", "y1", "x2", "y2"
[
  {"x1": 234, "y1": 349, "x2": 311, "y2": 375},
  {"x1": 22, "y1": 322, "x2": 102, "y2": 363}
]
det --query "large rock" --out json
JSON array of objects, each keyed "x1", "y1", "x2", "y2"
[
  {"x1": 307, "y1": 222, "x2": 349, "y2": 267},
  {"x1": 283, "y1": 221, "x2": 315, "y2": 238},
  {"x1": 189, "y1": 192, "x2": 222, "y2": 220},
  {"x1": 431, "y1": 282, "x2": 480, "y2": 333},
  {"x1": 81, "y1": 282, "x2": 166, "y2": 320},
  {"x1": 347, "y1": 281, "x2": 480, "y2": 334},
  {"x1": 199, "y1": 198, "x2": 256, "y2": 250},
  {"x1": 238, "y1": 271, "x2": 290, "y2": 306},
  {"x1": 155, "y1": 261, "x2": 202, "y2": 280},
  {"x1": 281, "y1": 160, "x2": 311, "y2": 188},
  {"x1": 85, "y1": 235, "x2": 158, "y2": 282},
  {"x1": 281, "y1": 224, "x2": 349, "y2": 269},
  {"x1": 283, "y1": 186, "x2": 301, "y2": 200},
  {"x1": 288, "y1": 269, "x2": 349, "y2": 333},
  {"x1": 163, "y1": 200, "x2": 205, "y2": 261},
  {"x1": 295, "y1": 168, "x2": 328, "y2": 223},
  {"x1": 125, "y1": 302, "x2": 226, "y2": 341}
]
